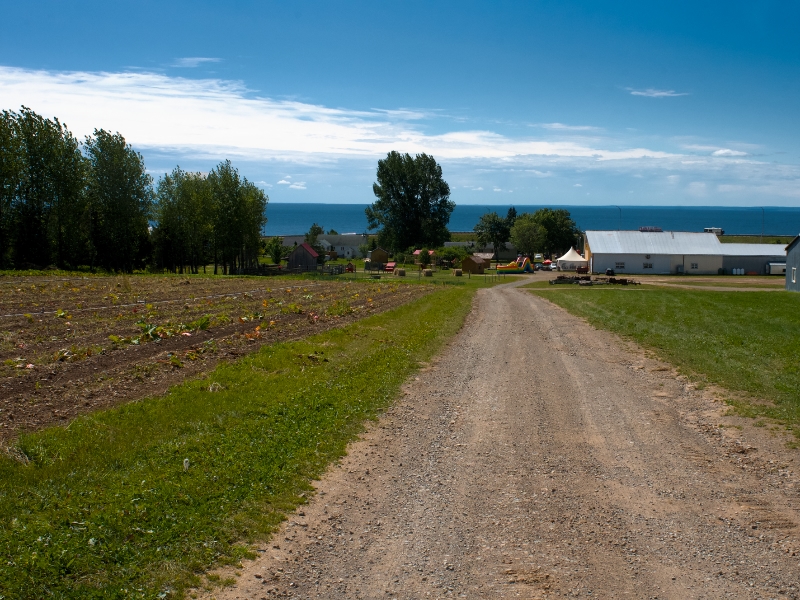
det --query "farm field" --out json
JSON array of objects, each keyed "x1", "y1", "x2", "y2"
[
  {"x1": 0, "y1": 274, "x2": 430, "y2": 440},
  {"x1": 0, "y1": 277, "x2": 481, "y2": 599},
  {"x1": 528, "y1": 284, "x2": 800, "y2": 432}
]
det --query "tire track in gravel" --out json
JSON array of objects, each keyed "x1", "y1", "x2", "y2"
[{"x1": 203, "y1": 278, "x2": 800, "y2": 600}]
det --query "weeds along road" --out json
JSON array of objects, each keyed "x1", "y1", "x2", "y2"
[{"x1": 208, "y1": 278, "x2": 800, "y2": 599}]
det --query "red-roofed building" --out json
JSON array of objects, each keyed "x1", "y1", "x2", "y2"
[{"x1": 287, "y1": 242, "x2": 319, "y2": 271}]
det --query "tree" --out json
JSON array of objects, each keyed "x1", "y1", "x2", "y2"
[
  {"x1": 0, "y1": 111, "x2": 22, "y2": 267},
  {"x1": 263, "y1": 236, "x2": 285, "y2": 264},
  {"x1": 510, "y1": 213, "x2": 544, "y2": 256},
  {"x1": 366, "y1": 151, "x2": 454, "y2": 252},
  {"x1": 327, "y1": 228, "x2": 339, "y2": 235},
  {"x1": 418, "y1": 247, "x2": 432, "y2": 267},
  {"x1": 152, "y1": 167, "x2": 213, "y2": 273},
  {"x1": 506, "y1": 206, "x2": 517, "y2": 228},
  {"x1": 85, "y1": 129, "x2": 153, "y2": 272},
  {"x1": 473, "y1": 212, "x2": 509, "y2": 255},
  {"x1": 206, "y1": 160, "x2": 268, "y2": 274},
  {"x1": 529, "y1": 208, "x2": 580, "y2": 256},
  {"x1": 305, "y1": 223, "x2": 324, "y2": 246},
  {"x1": 3, "y1": 107, "x2": 88, "y2": 268}
]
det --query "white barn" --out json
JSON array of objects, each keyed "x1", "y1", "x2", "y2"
[
  {"x1": 585, "y1": 231, "x2": 723, "y2": 275},
  {"x1": 584, "y1": 231, "x2": 787, "y2": 275}
]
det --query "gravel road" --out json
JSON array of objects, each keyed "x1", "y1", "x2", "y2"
[{"x1": 204, "y1": 278, "x2": 800, "y2": 599}]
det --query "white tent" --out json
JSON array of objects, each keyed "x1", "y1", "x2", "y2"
[{"x1": 556, "y1": 247, "x2": 588, "y2": 270}]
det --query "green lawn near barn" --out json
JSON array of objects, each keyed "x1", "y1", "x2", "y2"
[{"x1": 529, "y1": 286, "x2": 800, "y2": 433}]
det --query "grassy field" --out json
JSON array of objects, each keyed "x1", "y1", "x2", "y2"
[
  {"x1": 528, "y1": 285, "x2": 800, "y2": 433},
  {"x1": 0, "y1": 277, "x2": 492, "y2": 599}
]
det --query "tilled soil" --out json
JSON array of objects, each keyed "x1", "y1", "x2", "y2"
[
  {"x1": 205, "y1": 278, "x2": 800, "y2": 600},
  {"x1": 0, "y1": 276, "x2": 429, "y2": 441}
]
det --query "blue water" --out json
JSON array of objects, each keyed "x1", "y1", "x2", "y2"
[{"x1": 263, "y1": 204, "x2": 800, "y2": 238}]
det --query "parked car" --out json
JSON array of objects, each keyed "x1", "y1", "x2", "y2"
[{"x1": 605, "y1": 268, "x2": 615, "y2": 276}]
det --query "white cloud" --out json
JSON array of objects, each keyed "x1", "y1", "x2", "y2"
[
  {"x1": 473, "y1": 186, "x2": 484, "y2": 191},
  {"x1": 3, "y1": 65, "x2": 797, "y2": 203},
  {"x1": 493, "y1": 187, "x2": 502, "y2": 192},
  {"x1": 173, "y1": 57, "x2": 222, "y2": 68},
  {"x1": 712, "y1": 148, "x2": 748, "y2": 157},
  {"x1": 628, "y1": 88, "x2": 689, "y2": 98},
  {"x1": 288, "y1": 182, "x2": 306, "y2": 190},
  {"x1": 573, "y1": 183, "x2": 582, "y2": 187},
  {"x1": 0, "y1": 66, "x2": 680, "y2": 164},
  {"x1": 539, "y1": 123, "x2": 602, "y2": 131}
]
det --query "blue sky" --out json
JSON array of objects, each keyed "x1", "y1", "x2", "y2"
[{"x1": 1, "y1": 0, "x2": 799, "y2": 206}]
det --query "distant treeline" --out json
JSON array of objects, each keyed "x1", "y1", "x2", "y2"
[{"x1": 0, "y1": 106, "x2": 267, "y2": 273}]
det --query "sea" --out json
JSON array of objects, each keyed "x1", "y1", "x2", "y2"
[{"x1": 263, "y1": 204, "x2": 800, "y2": 238}]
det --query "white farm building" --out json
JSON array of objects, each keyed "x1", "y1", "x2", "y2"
[{"x1": 584, "y1": 231, "x2": 786, "y2": 275}]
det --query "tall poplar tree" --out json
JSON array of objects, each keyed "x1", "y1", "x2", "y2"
[{"x1": 85, "y1": 129, "x2": 153, "y2": 272}]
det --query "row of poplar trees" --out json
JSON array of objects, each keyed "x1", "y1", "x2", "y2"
[{"x1": 0, "y1": 106, "x2": 267, "y2": 273}]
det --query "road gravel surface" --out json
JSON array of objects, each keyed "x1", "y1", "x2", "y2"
[{"x1": 204, "y1": 278, "x2": 800, "y2": 599}]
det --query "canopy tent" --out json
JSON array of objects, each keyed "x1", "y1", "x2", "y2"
[{"x1": 556, "y1": 248, "x2": 588, "y2": 270}]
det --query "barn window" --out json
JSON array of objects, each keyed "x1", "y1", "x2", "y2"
[
  {"x1": 691, "y1": 263, "x2": 699, "y2": 269},
  {"x1": 643, "y1": 262, "x2": 653, "y2": 269},
  {"x1": 615, "y1": 262, "x2": 625, "y2": 269},
  {"x1": 793, "y1": 267, "x2": 797, "y2": 284}
]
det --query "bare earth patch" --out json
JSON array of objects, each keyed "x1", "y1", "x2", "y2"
[
  {"x1": 0, "y1": 275, "x2": 429, "y2": 442},
  {"x1": 201, "y1": 277, "x2": 800, "y2": 599}
]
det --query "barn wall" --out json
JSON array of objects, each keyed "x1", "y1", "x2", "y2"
[
  {"x1": 722, "y1": 255, "x2": 785, "y2": 274},
  {"x1": 787, "y1": 243, "x2": 800, "y2": 292}
]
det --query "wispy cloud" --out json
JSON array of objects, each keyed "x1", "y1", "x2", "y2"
[
  {"x1": 573, "y1": 183, "x2": 582, "y2": 187},
  {"x1": 0, "y1": 66, "x2": 680, "y2": 163},
  {"x1": 539, "y1": 123, "x2": 602, "y2": 131},
  {"x1": 3, "y1": 65, "x2": 797, "y2": 203},
  {"x1": 172, "y1": 57, "x2": 222, "y2": 68},
  {"x1": 712, "y1": 148, "x2": 748, "y2": 157},
  {"x1": 628, "y1": 88, "x2": 689, "y2": 98}
]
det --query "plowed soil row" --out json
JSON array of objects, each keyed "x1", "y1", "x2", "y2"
[{"x1": 0, "y1": 276, "x2": 430, "y2": 442}]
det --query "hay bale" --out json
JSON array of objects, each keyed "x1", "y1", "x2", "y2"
[
  {"x1": 394, "y1": 268, "x2": 406, "y2": 276},
  {"x1": 423, "y1": 269, "x2": 433, "y2": 277},
  {"x1": 453, "y1": 269, "x2": 463, "y2": 277}
]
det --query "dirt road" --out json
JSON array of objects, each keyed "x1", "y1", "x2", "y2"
[{"x1": 206, "y1": 279, "x2": 800, "y2": 599}]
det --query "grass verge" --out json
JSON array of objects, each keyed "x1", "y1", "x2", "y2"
[
  {"x1": 0, "y1": 284, "x2": 478, "y2": 599},
  {"x1": 529, "y1": 286, "x2": 800, "y2": 432}
]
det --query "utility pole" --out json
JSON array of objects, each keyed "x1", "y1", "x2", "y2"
[{"x1": 613, "y1": 205, "x2": 622, "y2": 230}]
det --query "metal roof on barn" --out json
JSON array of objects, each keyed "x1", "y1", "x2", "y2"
[
  {"x1": 718, "y1": 243, "x2": 786, "y2": 257},
  {"x1": 585, "y1": 231, "x2": 722, "y2": 255}
]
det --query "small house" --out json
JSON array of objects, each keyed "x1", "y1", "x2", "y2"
[
  {"x1": 367, "y1": 247, "x2": 389, "y2": 264},
  {"x1": 461, "y1": 255, "x2": 486, "y2": 274},
  {"x1": 287, "y1": 242, "x2": 319, "y2": 271},
  {"x1": 787, "y1": 235, "x2": 800, "y2": 292}
]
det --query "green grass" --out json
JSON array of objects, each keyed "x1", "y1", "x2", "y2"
[
  {"x1": 0, "y1": 284, "x2": 478, "y2": 599},
  {"x1": 529, "y1": 286, "x2": 800, "y2": 430}
]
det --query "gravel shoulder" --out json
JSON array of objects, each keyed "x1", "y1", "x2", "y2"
[{"x1": 203, "y1": 277, "x2": 800, "y2": 599}]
